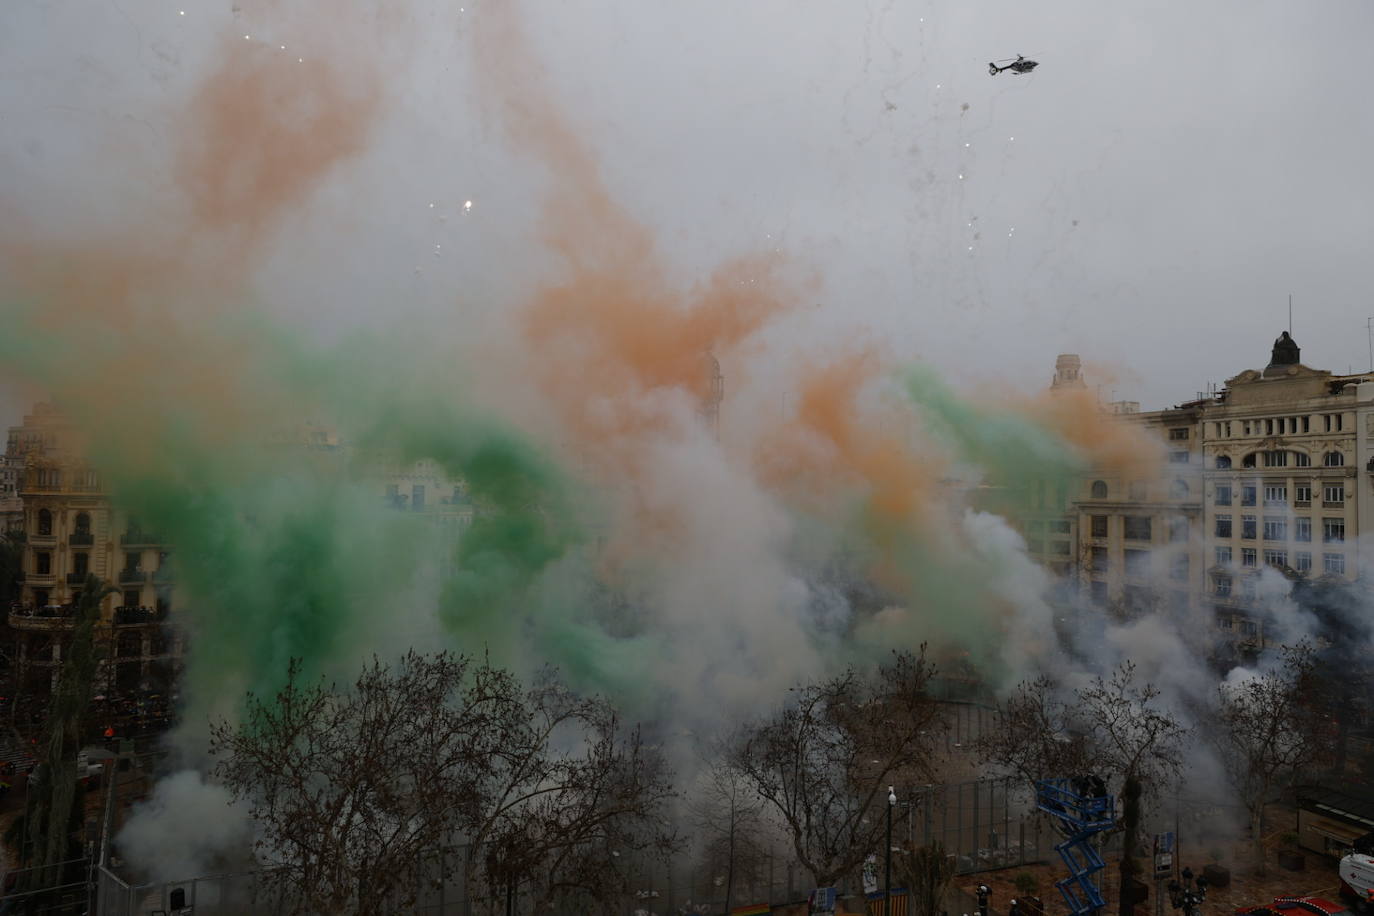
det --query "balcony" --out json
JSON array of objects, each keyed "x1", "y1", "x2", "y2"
[
  {"x1": 118, "y1": 568, "x2": 148, "y2": 585},
  {"x1": 69, "y1": 532, "x2": 94, "y2": 546},
  {"x1": 1322, "y1": 501, "x2": 1345, "y2": 509},
  {"x1": 1294, "y1": 500, "x2": 1311, "y2": 508},
  {"x1": 8, "y1": 606, "x2": 78, "y2": 631},
  {"x1": 113, "y1": 605, "x2": 162, "y2": 626},
  {"x1": 29, "y1": 532, "x2": 55, "y2": 546},
  {"x1": 26, "y1": 572, "x2": 55, "y2": 587},
  {"x1": 120, "y1": 531, "x2": 161, "y2": 547},
  {"x1": 66, "y1": 572, "x2": 91, "y2": 585}
]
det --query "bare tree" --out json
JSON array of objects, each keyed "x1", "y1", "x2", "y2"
[
  {"x1": 1077, "y1": 664, "x2": 1187, "y2": 916},
  {"x1": 981, "y1": 663, "x2": 1186, "y2": 916},
  {"x1": 730, "y1": 648, "x2": 945, "y2": 889},
  {"x1": 211, "y1": 652, "x2": 676, "y2": 915},
  {"x1": 470, "y1": 680, "x2": 677, "y2": 913},
  {"x1": 896, "y1": 840, "x2": 955, "y2": 916},
  {"x1": 684, "y1": 740, "x2": 770, "y2": 913},
  {"x1": 1211, "y1": 642, "x2": 1319, "y2": 874},
  {"x1": 976, "y1": 675, "x2": 1094, "y2": 785}
]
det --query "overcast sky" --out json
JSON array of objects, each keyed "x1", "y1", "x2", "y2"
[{"x1": 3, "y1": 0, "x2": 1373, "y2": 426}]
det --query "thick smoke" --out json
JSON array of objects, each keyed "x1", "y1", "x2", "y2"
[{"x1": 3, "y1": 0, "x2": 1334, "y2": 884}]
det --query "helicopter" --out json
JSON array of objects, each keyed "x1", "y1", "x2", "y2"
[{"x1": 988, "y1": 55, "x2": 1039, "y2": 75}]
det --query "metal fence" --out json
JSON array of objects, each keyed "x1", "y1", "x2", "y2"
[{"x1": 84, "y1": 774, "x2": 1066, "y2": 916}]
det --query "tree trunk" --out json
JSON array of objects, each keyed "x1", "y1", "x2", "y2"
[
  {"x1": 1118, "y1": 774, "x2": 1142, "y2": 916},
  {"x1": 1251, "y1": 804, "x2": 1267, "y2": 876},
  {"x1": 725, "y1": 818, "x2": 736, "y2": 914}
]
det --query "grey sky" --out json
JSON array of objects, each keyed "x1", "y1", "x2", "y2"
[{"x1": 2, "y1": 0, "x2": 1372, "y2": 425}]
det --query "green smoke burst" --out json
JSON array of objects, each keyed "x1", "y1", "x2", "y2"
[{"x1": 0, "y1": 299, "x2": 650, "y2": 725}]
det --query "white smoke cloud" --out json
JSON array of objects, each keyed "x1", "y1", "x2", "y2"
[{"x1": 117, "y1": 770, "x2": 253, "y2": 884}]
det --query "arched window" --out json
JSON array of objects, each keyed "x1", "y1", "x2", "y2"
[
  {"x1": 37, "y1": 508, "x2": 52, "y2": 536},
  {"x1": 1294, "y1": 451, "x2": 1311, "y2": 467},
  {"x1": 1241, "y1": 453, "x2": 1257, "y2": 468},
  {"x1": 1324, "y1": 451, "x2": 1346, "y2": 467},
  {"x1": 1215, "y1": 455, "x2": 1232, "y2": 469},
  {"x1": 1090, "y1": 480, "x2": 1108, "y2": 499},
  {"x1": 1170, "y1": 479, "x2": 1189, "y2": 499},
  {"x1": 74, "y1": 512, "x2": 90, "y2": 534}
]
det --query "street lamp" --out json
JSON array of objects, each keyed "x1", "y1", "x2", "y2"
[
  {"x1": 1167, "y1": 866, "x2": 1208, "y2": 916},
  {"x1": 886, "y1": 786, "x2": 896, "y2": 916}
]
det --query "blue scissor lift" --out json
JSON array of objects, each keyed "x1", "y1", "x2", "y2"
[{"x1": 1035, "y1": 779, "x2": 1116, "y2": 916}]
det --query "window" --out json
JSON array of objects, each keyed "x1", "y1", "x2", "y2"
[
  {"x1": 36, "y1": 468, "x2": 61, "y2": 488},
  {"x1": 1215, "y1": 485, "x2": 1232, "y2": 506},
  {"x1": 1241, "y1": 516, "x2": 1256, "y2": 539},
  {"x1": 1090, "y1": 515, "x2": 1108, "y2": 538},
  {"x1": 1217, "y1": 612, "x2": 1234, "y2": 629},
  {"x1": 1263, "y1": 486, "x2": 1286, "y2": 506},
  {"x1": 1027, "y1": 538, "x2": 1044, "y2": 554},
  {"x1": 1295, "y1": 518, "x2": 1312, "y2": 542},
  {"x1": 1295, "y1": 551, "x2": 1312, "y2": 573},
  {"x1": 385, "y1": 483, "x2": 399, "y2": 507},
  {"x1": 1169, "y1": 451, "x2": 1189, "y2": 464},
  {"x1": 37, "y1": 508, "x2": 52, "y2": 536},
  {"x1": 1324, "y1": 484, "x2": 1344, "y2": 505},
  {"x1": 1324, "y1": 451, "x2": 1345, "y2": 467},
  {"x1": 1129, "y1": 481, "x2": 1147, "y2": 500},
  {"x1": 72, "y1": 552, "x2": 88, "y2": 576},
  {"x1": 1242, "y1": 453, "x2": 1257, "y2": 468},
  {"x1": 1241, "y1": 619, "x2": 1258, "y2": 637},
  {"x1": 1262, "y1": 450, "x2": 1288, "y2": 468},
  {"x1": 1215, "y1": 455, "x2": 1232, "y2": 469},
  {"x1": 1170, "y1": 554, "x2": 1189, "y2": 581},
  {"x1": 1241, "y1": 548, "x2": 1257, "y2": 568},
  {"x1": 1027, "y1": 520, "x2": 1044, "y2": 533},
  {"x1": 1263, "y1": 549, "x2": 1287, "y2": 567},
  {"x1": 1049, "y1": 519, "x2": 1071, "y2": 534},
  {"x1": 1262, "y1": 518, "x2": 1287, "y2": 541},
  {"x1": 1170, "y1": 479, "x2": 1189, "y2": 499},
  {"x1": 1125, "y1": 549, "x2": 1151, "y2": 576},
  {"x1": 1090, "y1": 480, "x2": 1108, "y2": 499},
  {"x1": 1215, "y1": 514, "x2": 1232, "y2": 538},
  {"x1": 1124, "y1": 516, "x2": 1152, "y2": 540},
  {"x1": 1215, "y1": 546, "x2": 1232, "y2": 566},
  {"x1": 1324, "y1": 414, "x2": 1345, "y2": 433},
  {"x1": 36, "y1": 551, "x2": 51, "y2": 575},
  {"x1": 1323, "y1": 518, "x2": 1345, "y2": 543},
  {"x1": 1241, "y1": 486, "x2": 1256, "y2": 506},
  {"x1": 1091, "y1": 547, "x2": 1109, "y2": 572},
  {"x1": 122, "y1": 589, "x2": 139, "y2": 608},
  {"x1": 1324, "y1": 552, "x2": 1346, "y2": 575},
  {"x1": 1214, "y1": 575, "x2": 1232, "y2": 597},
  {"x1": 1052, "y1": 540, "x2": 1071, "y2": 555},
  {"x1": 33, "y1": 589, "x2": 49, "y2": 607},
  {"x1": 1295, "y1": 484, "x2": 1312, "y2": 505},
  {"x1": 1169, "y1": 428, "x2": 1189, "y2": 440},
  {"x1": 1241, "y1": 578, "x2": 1257, "y2": 601},
  {"x1": 411, "y1": 484, "x2": 425, "y2": 511},
  {"x1": 1169, "y1": 517, "x2": 1188, "y2": 542},
  {"x1": 1090, "y1": 580, "x2": 1108, "y2": 605},
  {"x1": 74, "y1": 512, "x2": 90, "y2": 534},
  {"x1": 1294, "y1": 451, "x2": 1311, "y2": 467}
]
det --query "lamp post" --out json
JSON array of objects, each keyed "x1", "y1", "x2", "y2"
[
  {"x1": 1167, "y1": 866, "x2": 1208, "y2": 916},
  {"x1": 886, "y1": 786, "x2": 896, "y2": 916}
]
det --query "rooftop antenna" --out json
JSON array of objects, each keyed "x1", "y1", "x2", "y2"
[
  {"x1": 1367, "y1": 317, "x2": 1372, "y2": 373},
  {"x1": 1288, "y1": 294, "x2": 1292, "y2": 335}
]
